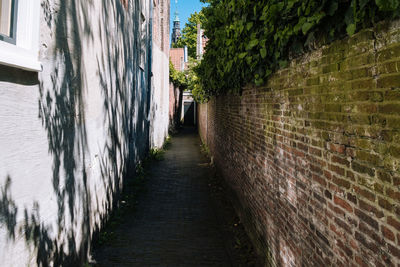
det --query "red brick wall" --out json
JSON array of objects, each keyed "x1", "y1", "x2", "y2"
[
  {"x1": 198, "y1": 21, "x2": 400, "y2": 266},
  {"x1": 170, "y1": 48, "x2": 184, "y2": 71}
]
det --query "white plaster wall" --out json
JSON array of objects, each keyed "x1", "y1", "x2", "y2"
[
  {"x1": 0, "y1": 0, "x2": 152, "y2": 265},
  {"x1": 150, "y1": 43, "x2": 170, "y2": 148}
]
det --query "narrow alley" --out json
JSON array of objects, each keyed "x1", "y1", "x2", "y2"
[
  {"x1": 2, "y1": 0, "x2": 400, "y2": 266},
  {"x1": 91, "y1": 127, "x2": 256, "y2": 266}
]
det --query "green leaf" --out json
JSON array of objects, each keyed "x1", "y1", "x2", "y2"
[
  {"x1": 246, "y1": 56, "x2": 253, "y2": 65},
  {"x1": 294, "y1": 20, "x2": 304, "y2": 33},
  {"x1": 302, "y1": 22, "x2": 314, "y2": 34},
  {"x1": 277, "y1": 2, "x2": 285, "y2": 11},
  {"x1": 287, "y1": 0, "x2": 296, "y2": 9},
  {"x1": 309, "y1": 12, "x2": 326, "y2": 23},
  {"x1": 246, "y1": 22, "x2": 253, "y2": 31},
  {"x1": 238, "y1": 52, "x2": 247, "y2": 59},
  {"x1": 346, "y1": 23, "x2": 356, "y2": 35},
  {"x1": 225, "y1": 60, "x2": 233, "y2": 72},
  {"x1": 260, "y1": 47, "x2": 267, "y2": 59},
  {"x1": 247, "y1": 39, "x2": 259, "y2": 49},
  {"x1": 255, "y1": 78, "x2": 264, "y2": 86}
]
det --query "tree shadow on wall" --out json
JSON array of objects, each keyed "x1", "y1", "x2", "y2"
[
  {"x1": 0, "y1": 28, "x2": 91, "y2": 261},
  {"x1": 36, "y1": 0, "x2": 93, "y2": 265},
  {"x1": 95, "y1": 0, "x2": 151, "y2": 223},
  {"x1": 36, "y1": 0, "x2": 95, "y2": 264},
  {"x1": 0, "y1": 0, "x2": 153, "y2": 265},
  {"x1": 0, "y1": 176, "x2": 18, "y2": 240}
]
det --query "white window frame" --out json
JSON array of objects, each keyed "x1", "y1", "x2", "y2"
[{"x1": 0, "y1": 0, "x2": 41, "y2": 72}]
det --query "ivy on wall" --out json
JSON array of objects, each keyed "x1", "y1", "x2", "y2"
[{"x1": 196, "y1": 0, "x2": 400, "y2": 99}]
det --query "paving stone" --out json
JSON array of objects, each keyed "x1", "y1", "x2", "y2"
[{"x1": 92, "y1": 127, "x2": 233, "y2": 266}]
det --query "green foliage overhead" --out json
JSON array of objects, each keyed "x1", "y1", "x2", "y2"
[
  {"x1": 185, "y1": 59, "x2": 207, "y2": 103},
  {"x1": 170, "y1": 57, "x2": 207, "y2": 102},
  {"x1": 169, "y1": 59, "x2": 203, "y2": 103},
  {"x1": 169, "y1": 60, "x2": 187, "y2": 90},
  {"x1": 172, "y1": 11, "x2": 206, "y2": 59},
  {"x1": 197, "y1": 0, "x2": 400, "y2": 97}
]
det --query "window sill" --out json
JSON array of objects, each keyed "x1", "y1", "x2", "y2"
[{"x1": 0, "y1": 40, "x2": 41, "y2": 72}]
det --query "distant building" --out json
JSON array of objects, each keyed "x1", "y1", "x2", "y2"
[
  {"x1": 171, "y1": 10, "x2": 181, "y2": 45},
  {"x1": 169, "y1": 47, "x2": 187, "y2": 71},
  {"x1": 169, "y1": 46, "x2": 188, "y2": 129}
]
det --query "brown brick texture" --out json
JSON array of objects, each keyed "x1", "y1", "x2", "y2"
[
  {"x1": 198, "y1": 20, "x2": 400, "y2": 266},
  {"x1": 170, "y1": 48, "x2": 185, "y2": 71}
]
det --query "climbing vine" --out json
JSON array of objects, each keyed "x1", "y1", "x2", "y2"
[{"x1": 197, "y1": 0, "x2": 400, "y2": 97}]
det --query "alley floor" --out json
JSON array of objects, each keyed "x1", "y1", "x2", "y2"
[{"x1": 90, "y1": 127, "x2": 256, "y2": 267}]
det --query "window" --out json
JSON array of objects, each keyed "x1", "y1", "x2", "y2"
[
  {"x1": 0, "y1": 0, "x2": 41, "y2": 71},
  {"x1": 0, "y1": 0, "x2": 17, "y2": 44}
]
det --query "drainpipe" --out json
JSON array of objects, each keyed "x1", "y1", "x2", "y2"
[{"x1": 146, "y1": 0, "x2": 154, "y2": 150}]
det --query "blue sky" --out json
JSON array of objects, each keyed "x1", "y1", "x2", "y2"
[{"x1": 169, "y1": 0, "x2": 207, "y2": 38}]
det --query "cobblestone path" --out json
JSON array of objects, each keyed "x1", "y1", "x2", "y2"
[{"x1": 91, "y1": 127, "x2": 239, "y2": 266}]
